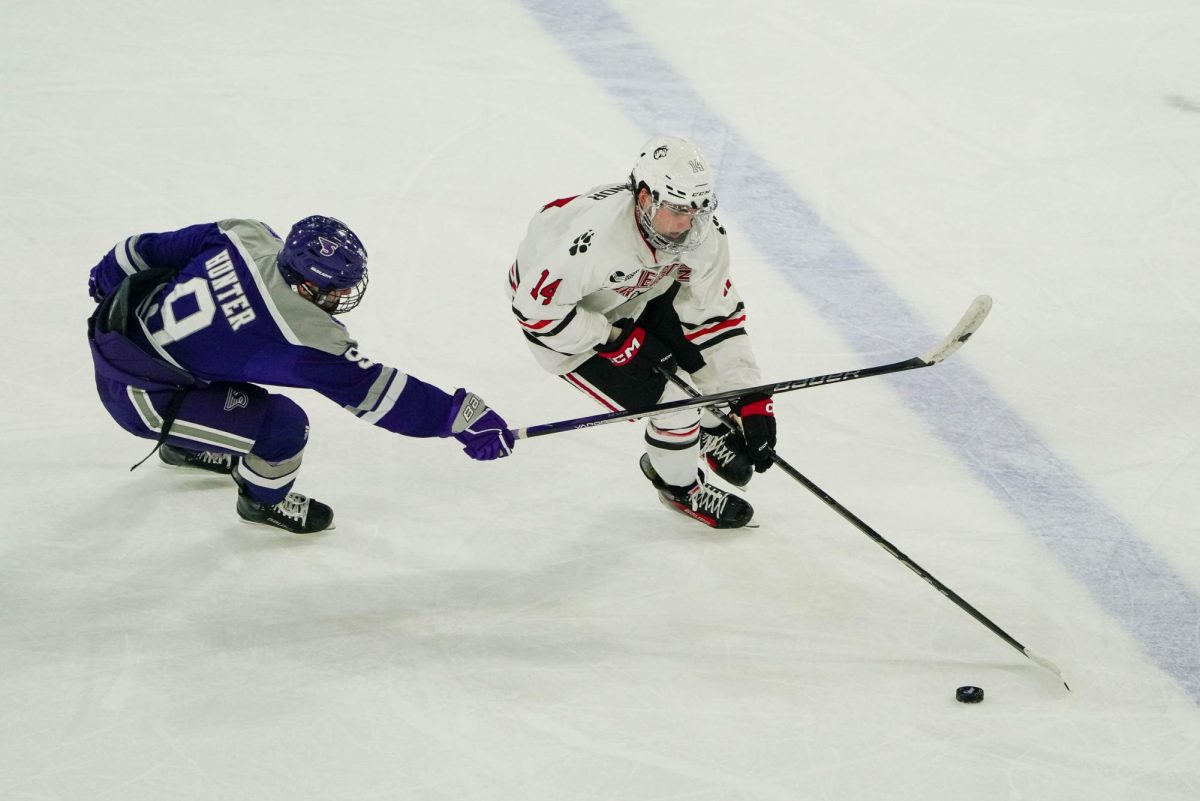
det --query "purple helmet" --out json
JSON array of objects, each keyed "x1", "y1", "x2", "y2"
[{"x1": 277, "y1": 215, "x2": 369, "y2": 314}]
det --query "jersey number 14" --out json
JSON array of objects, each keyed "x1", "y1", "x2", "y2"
[{"x1": 530, "y1": 269, "x2": 562, "y2": 306}]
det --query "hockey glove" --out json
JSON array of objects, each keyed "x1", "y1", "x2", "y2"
[
  {"x1": 594, "y1": 318, "x2": 676, "y2": 381},
  {"x1": 88, "y1": 264, "x2": 105, "y2": 304},
  {"x1": 447, "y1": 389, "x2": 515, "y2": 461},
  {"x1": 637, "y1": 286, "x2": 706, "y2": 374},
  {"x1": 732, "y1": 393, "x2": 776, "y2": 473}
]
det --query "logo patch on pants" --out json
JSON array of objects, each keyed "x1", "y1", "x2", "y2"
[{"x1": 224, "y1": 388, "x2": 250, "y2": 411}]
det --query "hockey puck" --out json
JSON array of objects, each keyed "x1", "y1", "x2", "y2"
[{"x1": 955, "y1": 686, "x2": 984, "y2": 704}]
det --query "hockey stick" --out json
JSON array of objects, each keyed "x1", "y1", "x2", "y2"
[
  {"x1": 513, "y1": 295, "x2": 993, "y2": 440},
  {"x1": 658, "y1": 367, "x2": 1071, "y2": 691}
]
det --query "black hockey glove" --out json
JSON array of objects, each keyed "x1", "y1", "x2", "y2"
[
  {"x1": 637, "y1": 285, "x2": 706, "y2": 374},
  {"x1": 595, "y1": 318, "x2": 676, "y2": 381},
  {"x1": 732, "y1": 393, "x2": 776, "y2": 473}
]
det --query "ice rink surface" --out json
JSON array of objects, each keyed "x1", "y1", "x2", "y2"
[{"x1": 3, "y1": 1, "x2": 1199, "y2": 798}]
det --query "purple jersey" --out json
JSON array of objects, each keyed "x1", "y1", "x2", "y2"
[{"x1": 88, "y1": 219, "x2": 455, "y2": 438}]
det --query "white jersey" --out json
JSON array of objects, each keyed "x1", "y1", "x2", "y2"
[{"x1": 507, "y1": 183, "x2": 762, "y2": 395}]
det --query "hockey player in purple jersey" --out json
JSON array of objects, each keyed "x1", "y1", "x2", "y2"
[
  {"x1": 507, "y1": 136, "x2": 777, "y2": 529},
  {"x1": 88, "y1": 215, "x2": 515, "y2": 534}
]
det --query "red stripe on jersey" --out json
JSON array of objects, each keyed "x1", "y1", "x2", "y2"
[
  {"x1": 685, "y1": 314, "x2": 747, "y2": 341},
  {"x1": 541, "y1": 195, "x2": 579, "y2": 211},
  {"x1": 563, "y1": 373, "x2": 620, "y2": 412},
  {"x1": 518, "y1": 317, "x2": 555, "y2": 331}
]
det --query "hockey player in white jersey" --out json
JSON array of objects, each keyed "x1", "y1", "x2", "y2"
[{"x1": 507, "y1": 136, "x2": 777, "y2": 528}]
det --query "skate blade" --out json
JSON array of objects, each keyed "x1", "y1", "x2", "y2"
[
  {"x1": 237, "y1": 517, "x2": 337, "y2": 534},
  {"x1": 157, "y1": 460, "x2": 236, "y2": 478},
  {"x1": 656, "y1": 495, "x2": 759, "y2": 530}
]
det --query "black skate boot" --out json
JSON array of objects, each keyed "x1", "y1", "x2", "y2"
[
  {"x1": 159, "y1": 443, "x2": 239, "y2": 476},
  {"x1": 699, "y1": 425, "x2": 753, "y2": 487},
  {"x1": 236, "y1": 487, "x2": 335, "y2": 534},
  {"x1": 639, "y1": 454, "x2": 755, "y2": 529}
]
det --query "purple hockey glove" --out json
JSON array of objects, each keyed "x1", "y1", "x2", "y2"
[
  {"x1": 446, "y1": 389, "x2": 515, "y2": 460},
  {"x1": 88, "y1": 264, "x2": 104, "y2": 303}
]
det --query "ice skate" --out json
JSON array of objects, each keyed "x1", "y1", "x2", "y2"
[
  {"x1": 236, "y1": 488, "x2": 335, "y2": 534},
  {"x1": 159, "y1": 443, "x2": 239, "y2": 476},
  {"x1": 699, "y1": 425, "x2": 753, "y2": 487},
  {"x1": 639, "y1": 453, "x2": 755, "y2": 529}
]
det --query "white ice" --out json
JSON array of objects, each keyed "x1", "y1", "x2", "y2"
[{"x1": 2, "y1": 1, "x2": 1199, "y2": 799}]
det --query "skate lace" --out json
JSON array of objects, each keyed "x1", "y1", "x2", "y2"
[
  {"x1": 273, "y1": 493, "x2": 309, "y2": 523},
  {"x1": 701, "y1": 431, "x2": 740, "y2": 468},
  {"x1": 687, "y1": 483, "x2": 730, "y2": 517},
  {"x1": 199, "y1": 452, "x2": 231, "y2": 467}
]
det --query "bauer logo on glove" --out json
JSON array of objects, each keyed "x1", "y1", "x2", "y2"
[{"x1": 446, "y1": 389, "x2": 515, "y2": 461}]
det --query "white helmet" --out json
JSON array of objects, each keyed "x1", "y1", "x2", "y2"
[{"x1": 630, "y1": 135, "x2": 718, "y2": 254}]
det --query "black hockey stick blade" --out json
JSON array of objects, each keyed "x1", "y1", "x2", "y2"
[{"x1": 513, "y1": 295, "x2": 993, "y2": 441}]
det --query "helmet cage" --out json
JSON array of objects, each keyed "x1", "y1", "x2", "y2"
[
  {"x1": 633, "y1": 188, "x2": 718, "y2": 254},
  {"x1": 292, "y1": 271, "x2": 370, "y2": 315}
]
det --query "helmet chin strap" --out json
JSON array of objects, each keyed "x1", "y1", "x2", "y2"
[{"x1": 296, "y1": 281, "x2": 338, "y2": 312}]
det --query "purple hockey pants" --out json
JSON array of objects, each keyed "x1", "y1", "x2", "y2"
[{"x1": 95, "y1": 375, "x2": 309, "y2": 505}]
